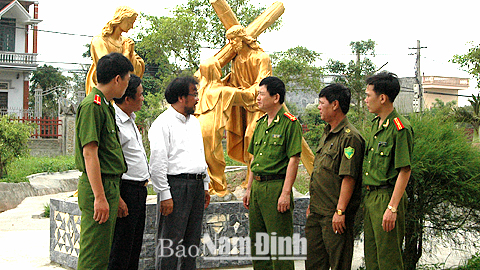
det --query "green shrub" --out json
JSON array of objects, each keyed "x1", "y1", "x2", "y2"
[{"x1": 0, "y1": 116, "x2": 34, "y2": 178}]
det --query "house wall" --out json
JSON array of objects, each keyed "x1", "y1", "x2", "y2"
[
  {"x1": 424, "y1": 89, "x2": 458, "y2": 108},
  {"x1": 0, "y1": 70, "x2": 24, "y2": 110},
  {"x1": 15, "y1": 21, "x2": 26, "y2": 52}
]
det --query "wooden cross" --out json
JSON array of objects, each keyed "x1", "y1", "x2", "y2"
[{"x1": 209, "y1": 0, "x2": 284, "y2": 67}]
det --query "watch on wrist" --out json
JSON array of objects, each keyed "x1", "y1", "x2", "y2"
[
  {"x1": 336, "y1": 209, "x2": 344, "y2": 216},
  {"x1": 388, "y1": 204, "x2": 398, "y2": 213}
]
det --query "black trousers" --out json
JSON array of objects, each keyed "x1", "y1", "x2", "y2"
[
  {"x1": 108, "y1": 181, "x2": 148, "y2": 270},
  {"x1": 155, "y1": 176, "x2": 205, "y2": 270}
]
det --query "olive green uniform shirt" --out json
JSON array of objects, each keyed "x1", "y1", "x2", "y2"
[
  {"x1": 363, "y1": 108, "x2": 413, "y2": 186},
  {"x1": 75, "y1": 87, "x2": 126, "y2": 175},
  {"x1": 248, "y1": 107, "x2": 302, "y2": 175},
  {"x1": 309, "y1": 117, "x2": 365, "y2": 216}
]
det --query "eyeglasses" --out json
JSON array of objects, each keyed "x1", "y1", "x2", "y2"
[{"x1": 188, "y1": 92, "x2": 199, "y2": 98}]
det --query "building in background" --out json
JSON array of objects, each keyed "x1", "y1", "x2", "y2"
[
  {"x1": 0, "y1": 0, "x2": 41, "y2": 116},
  {"x1": 397, "y1": 76, "x2": 469, "y2": 114}
]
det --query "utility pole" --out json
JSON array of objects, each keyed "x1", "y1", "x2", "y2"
[{"x1": 409, "y1": 40, "x2": 427, "y2": 112}]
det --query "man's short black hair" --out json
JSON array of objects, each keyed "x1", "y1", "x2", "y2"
[
  {"x1": 365, "y1": 71, "x2": 400, "y2": 102},
  {"x1": 319, "y1": 83, "x2": 351, "y2": 114},
  {"x1": 259, "y1": 76, "x2": 285, "y2": 104},
  {"x1": 165, "y1": 76, "x2": 198, "y2": 104},
  {"x1": 113, "y1": 74, "x2": 141, "y2": 104},
  {"x1": 96, "y1": 52, "x2": 134, "y2": 84}
]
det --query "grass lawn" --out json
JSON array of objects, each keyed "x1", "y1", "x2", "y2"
[{"x1": 0, "y1": 155, "x2": 75, "y2": 183}]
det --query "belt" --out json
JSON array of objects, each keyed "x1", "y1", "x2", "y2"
[
  {"x1": 365, "y1": 184, "x2": 393, "y2": 191},
  {"x1": 253, "y1": 174, "x2": 286, "y2": 182},
  {"x1": 122, "y1": 179, "x2": 149, "y2": 187},
  {"x1": 168, "y1": 173, "x2": 206, "y2": 180}
]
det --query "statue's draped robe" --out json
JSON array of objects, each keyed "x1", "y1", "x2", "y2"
[
  {"x1": 85, "y1": 35, "x2": 145, "y2": 95},
  {"x1": 195, "y1": 50, "x2": 271, "y2": 196}
]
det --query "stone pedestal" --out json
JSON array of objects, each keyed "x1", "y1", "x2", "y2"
[{"x1": 50, "y1": 196, "x2": 309, "y2": 269}]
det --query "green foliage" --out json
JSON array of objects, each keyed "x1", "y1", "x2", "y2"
[
  {"x1": 136, "y1": 0, "x2": 281, "y2": 74},
  {"x1": 224, "y1": 151, "x2": 244, "y2": 166},
  {"x1": 44, "y1": 203, "x2": 50, "y2": 218},
  {"x1": 271, "y1": 46, "x2": 323, "y2": 93},
  {"x1": 300, "y1": 106, "x2": 325, "y2": 151},
  {"x1": 180, "y1": 0, "x2": 281, "y2": 49},
  {"x1": 82, "y1": 43, "x2": 91, "y2": 59},
  {"x1": 404, "y1": 111, "x2": 480, "y2": 269},
  {"x1": 284, "y1": 101, "x2": 300, "y2": 118},
  {"x1": 429, "y1": 98, "x2": 456, "y2": 117},
  {"x1": 453, "y1": 94, "x2": 480, "y2": 142},
  {"x1": 1, "y1": 155, "x2": 75, "y2": 183},
  {"x1": 0, "y1": 116, "x2": 34, "y2": 178},
  {"x1": 451, "y1": 42, "x2": 480, "y2": 89},
  {"x1": 454, "y1": 253, "x2": 480, "y2": 270},
  {"x1": 135, "y1": 92, "x2": 167, "y2": 157},
  {"x1": 141, "y1": 74, "x2": 165, "y2": 95},
  {"x1": 326, "y1": 40, "x2": 378, "y2": 126},
  {"x1": 30, "y1": 65, "x2": 69, "y2": 117},
  {"x1": 293, "y1": 169, "x2": 309, "y2": 195}
]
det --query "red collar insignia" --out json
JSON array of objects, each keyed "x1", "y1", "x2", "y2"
[
  {"x1": 284, "y1": 112, "x2": 297, "y2": 121},
  {"x1": 94, "y1": 94, "x2": 101, "y2": 106},
  {"x1": 393, "y1": 117, "x2": 404, "y2": 130}
]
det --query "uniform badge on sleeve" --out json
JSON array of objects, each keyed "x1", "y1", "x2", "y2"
[
  {"x1": 94, "y1": 94, "x2": 102, "y2": 106},
  {"x1": 344, "y1": 146, "x2": 355, "y2": 159}
]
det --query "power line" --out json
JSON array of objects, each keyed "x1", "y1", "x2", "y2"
[
  {"x1": 401, "y1": 87, "x2": 473, "y2": 98},
  {"x1": 4, "y1": 25, "x2": 94, "y2": 38}
]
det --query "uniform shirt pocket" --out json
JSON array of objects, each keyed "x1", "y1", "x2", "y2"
[
  {"x1": 320, "y1": 148, "x2": 339, "y2": 173},
  {"x1": 103, "y1": 125, "x2": 121, "y2": 150},
  {"x1": 267, "y1": 135, "x2": 285, "y2": 158},
  {"x1": 375, "y1": 144, "x2": 393, "y2": 171}
]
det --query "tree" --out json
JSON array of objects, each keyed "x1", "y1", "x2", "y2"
[
  {"x1": 30, "y1": 65, "x2": 69, "y2": 117},
  {"x1": 271, "y1": 46, "x2": 324, "y2": 93},
  {"x1": 136, "y1": 0, "x2": 281, "y2": 73},
  {"x1": 404, "y1": 111, "x2": 480, "y2": 269},
  {"x1": 453, "y1": 94, "x2": 480, "y2": 143},
  {"x1": 326, "y1": 40, "x2": 377, "y2": 129},
  {"x1": 0, "y1": 116, "x2": 34, "y2": 178},
  {"x1": 300, "y1": 105, "x2": 325, "y2": 151},
  {"x1": 451, "y1": 42, "x2": 480, "y2": 89}
]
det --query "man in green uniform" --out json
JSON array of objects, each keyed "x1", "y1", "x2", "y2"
[
  {"x1": 305, "y1": 84, "x2": 365, "y2": 270},
  {"x1": 243, "y1": 76, "x2": 302, "y2": 270},
  {"x1": 363, "y1": 71, "x2": 414, "y2": 270},
  {"x1": 75, "y1": 52, "x2": 133, "y2": 270}
]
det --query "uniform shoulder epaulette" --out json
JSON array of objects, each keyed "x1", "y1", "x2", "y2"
[
  {"x1": 93, "y1": 94, "x2": 102, "y2": 106},
  {"x1": 257, "y1": 113, "x2": 267, "y2": 122},
  {"x1": 393, "y1": 117, "x2": 405, "y2": 131},
  {"x1": 283, "y1": 112, "x2": 297, "y2": 121}
]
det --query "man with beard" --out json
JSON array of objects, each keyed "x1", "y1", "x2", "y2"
[{"x1": 149, "y1": 76, "x2": 211, "y2": 270}]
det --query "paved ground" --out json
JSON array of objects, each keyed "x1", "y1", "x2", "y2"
[
  {"x1": 0, "y1": 192, "x2": 75, "y2": 269},
  {"x1": 1, "y1": 171, "x2": 477, "y2": 269},
  {"x1": 0, "y1": 190, "x2": 305, "y2": 270}
]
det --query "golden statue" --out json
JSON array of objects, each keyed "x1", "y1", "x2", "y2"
[
  {"x1": 85, "y1": 6, "x2": 145, "y2": 95},
  {"x1": 195, "y1": 0, "x2": 314, "y2": 197}
]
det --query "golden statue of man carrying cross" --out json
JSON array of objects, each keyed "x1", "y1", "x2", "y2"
[{"x1": 195, "y1": 0, "x2": 314, "y2": 197}]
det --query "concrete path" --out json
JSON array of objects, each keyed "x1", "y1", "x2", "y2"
[
  {"x1": 1, "y1": 170, "x2": 477, "y2": 269},
  {"x1": 0, "y1": 191, "x2": 75, "y2": 269},
  {"x1": 0, "y1": 190, "x2": 304, "y2": 270}
]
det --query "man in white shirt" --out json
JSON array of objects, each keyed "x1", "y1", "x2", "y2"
[
  {"x1": 149, "y1": 76, "x2": 211, "y2": 270},
  {"x1": 109, "y1": 74, "x2": 150, "y2": 270}
]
